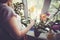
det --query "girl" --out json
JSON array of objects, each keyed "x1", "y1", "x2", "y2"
[{"x1": 0, "y1": 0, "x2": 35, "y2": 40}]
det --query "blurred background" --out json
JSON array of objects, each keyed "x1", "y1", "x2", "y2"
[{"x1": 12, "y1": 0, "x2": 60, "y2": 40}]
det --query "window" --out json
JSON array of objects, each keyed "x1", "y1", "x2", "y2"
[
  {"x1": 27, "y1": 0, "x2": 44, "y2": 20},
  {"x1": 13, "y1": 0, "x2": 25, "y2": 19},
  {"x1": 49, "y1": 0, "x2": 60, "y2": 21},
  {"x1": 13, "y1": 0, "x2": 22, "y2": 3}
]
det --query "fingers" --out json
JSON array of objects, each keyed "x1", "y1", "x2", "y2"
[{"x1": 30, "y1": 19, "x2": 35, "y2": 25}]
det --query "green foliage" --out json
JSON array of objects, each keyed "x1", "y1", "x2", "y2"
[{"x1": 13, "y1": 2, "x2": 23, "y2": 16}]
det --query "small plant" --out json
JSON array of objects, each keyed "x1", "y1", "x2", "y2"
[{"x1": 13, "y1": 2, "x2": 24, "y2": 18}]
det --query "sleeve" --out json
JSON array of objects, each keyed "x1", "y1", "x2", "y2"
[{"x1": 2, "y1": 7, "x2": 16, "y2": 22}]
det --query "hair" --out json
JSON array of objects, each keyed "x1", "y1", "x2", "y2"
[{"x1": 0, "y1": 0, "x2": 8, "y2": 3}]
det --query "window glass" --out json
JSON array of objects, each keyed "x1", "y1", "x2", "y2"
[
  {"x1": 13, "y1": 0, "x2": 25, "y2": 19},
  {"x1": 13, "y1": 0, "x2": 22, "y2": 3},
  {"x1": 48, "y1": 0, "x2": 60, "y2": 20},
  {"x1": 27, "y1": 0, "x2": 44, "y2": 20}
]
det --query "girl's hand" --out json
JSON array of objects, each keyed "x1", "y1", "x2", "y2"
[{"x1": 30, "y1": 19, "x2": 35, "y2": 26}]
